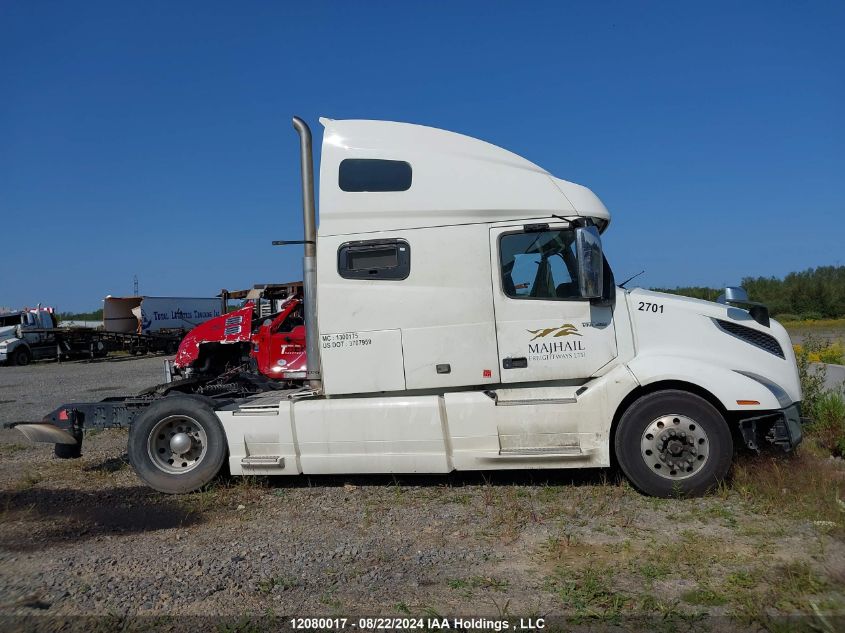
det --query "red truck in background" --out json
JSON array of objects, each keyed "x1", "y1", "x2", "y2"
[{"x1": 172, "y1": 294, "x2": 307, "y2": 385}]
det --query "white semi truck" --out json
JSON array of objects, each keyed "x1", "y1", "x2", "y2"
[
  {"x1": 0, "y1": 307, "x2": 59, "y2": 365},
  {"x1": 14, "y1": 117, "x2": 803, "y2": 497}
]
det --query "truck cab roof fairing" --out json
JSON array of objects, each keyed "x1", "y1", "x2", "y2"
[{"x1": 317, "y1": 118, "x2": 611, "y2": 236}]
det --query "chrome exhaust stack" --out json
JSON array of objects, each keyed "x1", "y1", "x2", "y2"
[{"x1": 292, "y1": 116, "x2": 322, "y2": 392}]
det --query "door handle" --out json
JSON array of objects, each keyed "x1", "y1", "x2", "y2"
[{"x1": 502, "y1": 357, "x2": 527, "y2": 369}]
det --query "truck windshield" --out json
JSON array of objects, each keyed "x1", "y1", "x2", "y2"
[
  {"x1": 500, "y1": 230, "x2": 582, "y2": 300},
  {"x1": 0, "y1": 314, "x2": 22, "y2": 327}
]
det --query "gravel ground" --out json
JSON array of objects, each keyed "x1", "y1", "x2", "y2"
[
  {"x1": 0, "y1": 355, "x2": 168, "y2": 425},
  {"x1": 1, "y1": 357, "x2": 844, "y2": 630}
]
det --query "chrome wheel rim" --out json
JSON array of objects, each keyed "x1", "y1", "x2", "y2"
[
  {"x1": 147, "y1": 415, "x2": 207, "y2": 474},
  {"x1": 640, "y1": 414, "x2": 709, "y2": 480}
]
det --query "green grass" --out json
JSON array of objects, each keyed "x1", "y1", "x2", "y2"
[
  {"x1": 783, "y1": 317, "x2": 845, "y2": 331},
  {"x1": 634, "y1": 560, "x2": 672, "y2": 583},
  {"x1": 448, "y1": 575, "x2": 509, "y2": 592},
  {"x1": 535, "y1": 454, "x2": 845, "y2": 623},
  {"x1": 731, "y1": 451, "x2": 845, "y2": 536},
  {"x1": 725, "y1": 569, "x2": 761, "y2": 590},
  {"x1": 14, "y1": 470, "x2": 43, "y2": 490},
  {"x1": 256, "y1": 575, "x2": 298, "y2": 593},
  {"x1": 548, "y1": 565, "x2": 624, "y2": 621},
  {"x1": 808, "y1": 390, "x2": 845, "y2": 457},
  {"x1": 681, "y1": 587, "x2": 728, "y2": 606},
  {"x1": 0, "y1": 443, "x2": 29, "y2": 454}
]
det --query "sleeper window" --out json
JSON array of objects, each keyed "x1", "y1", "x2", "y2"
[
  {"x1": 339, "y1": 159, "x2": 412, "y2": 192},
  {"x1": 338, "y1": 239, "x2": 410, "y2": 280}
]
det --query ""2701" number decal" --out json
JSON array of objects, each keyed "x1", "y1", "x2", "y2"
[{"x1": 638, "y1": 301, "x2": 664, "y2": 313}]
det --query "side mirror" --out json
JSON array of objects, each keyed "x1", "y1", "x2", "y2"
[
  {"x1": 717, "y1": 286, "x2": 749, "y2": 304},
  {"x1": 575, "y1": 225, "x2": 603, "y2": 299},
  {"x1": 717, "y1": 286, "x2": 770, "y2": 327}
]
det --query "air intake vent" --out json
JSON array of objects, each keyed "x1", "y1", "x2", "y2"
[{"x1": 714, "y1": 320, "x2": 784, "y2": 358}]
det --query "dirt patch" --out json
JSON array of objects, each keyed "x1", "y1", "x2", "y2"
[
  {"x1": 0, "y1": 486, "x2": 204, "y2": 552},
  {"x1": 0, "y1": 427, "x2": 842, "y2": 629},
  {"x1": 0, "y1": 363, "x2": 843, "y2": 627}
]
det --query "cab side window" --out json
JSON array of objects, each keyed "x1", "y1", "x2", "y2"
[{"x1": 500, "y1": 230, "x2": 583, "y2": 300}]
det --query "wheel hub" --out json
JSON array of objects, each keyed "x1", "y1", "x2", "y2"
[
  {"x1": 147, "y1": 415, "x2": 208, "y2": 474},
  {"x1": 640, "y1": 414, "x2": 709, "y2": 480},
  {"x1": 667, "y1": 439, "x2": 684, "y2": 455},
  {"x1": 169, "y1": 432, "x2": 193, "y2": 455}
]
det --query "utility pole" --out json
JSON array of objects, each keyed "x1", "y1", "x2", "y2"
[{"x1": 133, "y1": 274, "x2": 139, "y2": 296}]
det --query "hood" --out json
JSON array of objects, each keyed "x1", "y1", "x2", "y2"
[
  {"x1": 0, "y1": 326, "x2": 18, "y2": 343},
  {"x1": 628, "y1": 287, "x2": 793, "y2": 342},
  {"x1": 625, "y1": 287, "x2": 800, "y2": 404},
  {"x1": 173, "y1": 305, "x2": 254, "y2": 369},
  {"x1": 628, "y1": 288, "x2": 735, "y2": 319}
]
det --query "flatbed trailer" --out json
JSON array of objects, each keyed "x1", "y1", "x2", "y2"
[{"x1": 19, "y1": 327, "x2": 182, "y2": 360}]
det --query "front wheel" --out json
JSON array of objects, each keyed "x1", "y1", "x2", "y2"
[
  {"x1": 128, "y1": 396, "x2": 227, "y2": 494},
  {"x1": 11, "y1": 347, "x2": 32, "y2": 366},
  {"x1": 615, "y1": 390, "x2": 733, "y2": 497}
]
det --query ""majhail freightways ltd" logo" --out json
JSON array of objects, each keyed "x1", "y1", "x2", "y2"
[
  {"x1": 527, "y1": 324, "x2": 582, "y2": 340},
  {"x1": 526, "y1": 323, "x2": 586, "y2": 360}
]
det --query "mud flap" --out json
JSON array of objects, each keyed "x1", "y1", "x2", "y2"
[{"x1": 11, "y1": 423, "x2": 79, "y2": 445}]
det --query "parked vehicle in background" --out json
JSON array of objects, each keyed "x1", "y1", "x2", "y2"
[
  {"x1": 0, "y1": 288, "x2": 305, "y2": 452},
  {"x1": 172, "y1": 287, "x2": 306, "y2": 384},
  {"x1": 103, "y1": 295, "x2": 223, "y2": 335},
  {"x1": 0, "y1": 307, "x2": 60, "y2": 366},
  {"x1": 1, "y1": 295, "x2": 227, "y2": 366}
]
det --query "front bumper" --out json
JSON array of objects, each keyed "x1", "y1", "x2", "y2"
[{"x1": 738, "y1": 403, "x2": 803, "y2": 453}]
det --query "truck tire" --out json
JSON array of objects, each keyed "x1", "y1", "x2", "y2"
[
  {"x1": 11, "y1": 347, "x2": 32, "y2": 366},
  {"x1": 614, "y1": 390, "x2": 733, "y2": 498},
  {"x1": 128, "y1": 396, "x2": 227, "y2": 494}
]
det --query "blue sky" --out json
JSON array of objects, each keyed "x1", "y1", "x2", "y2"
[{"x1": 1, "y1": 1, "x2": 842, "y2": 312}]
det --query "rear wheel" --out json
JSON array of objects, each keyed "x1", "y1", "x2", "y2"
[
  {"x1": 615, "y1": 390, "x2": 733, "y2": 497},
  {"x1": 128, "y1": 397, "x2": 226, "y2": 493}
]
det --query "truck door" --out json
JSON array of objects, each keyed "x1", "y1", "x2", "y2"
[
  {"x1": 490, "y1": 223, "x2": 617, "y2": 383},
  {"x1": 22, "y1": 312, "x2": 39, "y2": 343},
  {"x1": 256, "y1": 304, "x2": 306, "y2": 378}
]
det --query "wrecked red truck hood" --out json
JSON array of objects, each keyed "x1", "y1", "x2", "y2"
[{"x1": 173, "y1": 305, "x2": 253, "y2": 369}]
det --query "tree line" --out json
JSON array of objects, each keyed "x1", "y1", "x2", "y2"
[
  {"x1": 57, "y1": 308, "x2": 104, "y2": 322},
  {"x1": 652, "y1": 266, "x2": 845, "y2": 320},
  {"x1": 49, "y1": 265, "x2": 845, "y2": 323}
]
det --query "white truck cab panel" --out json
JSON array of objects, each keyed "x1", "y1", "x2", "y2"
[
  {"x1": 316, "y1": 223, "x2": 501, "y2": 395},
  {"x1": 294, "y1": 395, "x2": 449, "y2": 474},
  {"x1": 317, "y1": 118, "x2": 609, "y2": 236}
]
